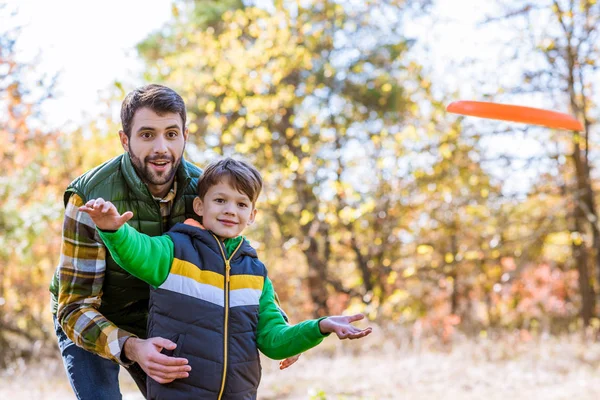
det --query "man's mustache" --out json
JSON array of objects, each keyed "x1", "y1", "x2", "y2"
[{"x1": 145, "y1": 155, "x2": 175, "y2": 163}]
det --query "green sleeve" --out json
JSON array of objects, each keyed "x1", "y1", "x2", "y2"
[
  {"x1": 256, "y1": 277, "x2": 329, "y2": 360},
  {"x1": 97, "y1": 224, "x2": 174, "y2": 287}
]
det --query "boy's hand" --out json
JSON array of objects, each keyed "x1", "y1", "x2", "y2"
[
  {"x1": 79, "y1": 198, "x2": 133, "y2": 231},
  {"x1": 318, "y1": 313, "x2": 372, "y2": 340}
]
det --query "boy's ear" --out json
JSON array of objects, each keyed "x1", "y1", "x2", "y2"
[
  {"x1": 247, "y1": 208, "x2": 257, "y2": 226},
  {"x1": 119, "y1": 130, "x2": 129, "y2": 152},
  {"x1": 193, "y1": 197, "x2": 204, "y2": 216}
]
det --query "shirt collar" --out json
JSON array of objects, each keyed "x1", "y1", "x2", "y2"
[{"x1": 152, "y1": 181, "x2": 177, "y2": 203}]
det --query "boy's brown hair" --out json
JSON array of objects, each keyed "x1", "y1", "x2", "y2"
[{"x1": 197, "y1": 158, "x2": 263, "y2": 204}]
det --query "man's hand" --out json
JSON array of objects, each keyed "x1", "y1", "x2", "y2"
[
  {"x1": 279, "y1": 353, "x2": 301, "y2": 370},
  {"x1": 124, "y1": 337, "x2": 191, "y2": 384},
  {"x1": 79, "y1": 197, "x2": 133, "y2": 231},
  {"x1": 318, "y1": 313, "x2": 372, "y2": 340}
]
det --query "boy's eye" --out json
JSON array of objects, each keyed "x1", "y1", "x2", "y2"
[
  {"x1": 238, "y1": 203, "x2": 249, "y2": 208},
  {"x1": 214, "y1": 198, "x2": 225, "y2": 203}
]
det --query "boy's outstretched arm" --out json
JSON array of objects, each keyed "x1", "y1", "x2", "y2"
[
  {"x1": 256, "y1": 278, "x2": 372, "y2": 360},
  {"x1": 79, "y1": 197, "x2": 173, "y2": 287}
]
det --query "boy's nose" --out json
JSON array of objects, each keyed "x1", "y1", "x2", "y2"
[{"x1": 224, "y1": 207, "x2": 235, "y2": 215}]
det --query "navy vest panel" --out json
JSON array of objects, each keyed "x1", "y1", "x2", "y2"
[{"x1": 147, "y1": 224, "x2": 266, "y2": 400}]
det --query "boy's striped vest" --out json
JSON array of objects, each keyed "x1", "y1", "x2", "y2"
[{"x1": 147, "y1": 223, "x2": 266, "y2": 400}]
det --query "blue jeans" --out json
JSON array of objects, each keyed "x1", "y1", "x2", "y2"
[{"x1": 53, "y1": 314, "x2": 147, "y2": 399}]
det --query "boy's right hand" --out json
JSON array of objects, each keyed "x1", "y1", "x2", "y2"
[{"x1": 79, "y1": 197, "x2": 133, "y2": 231}]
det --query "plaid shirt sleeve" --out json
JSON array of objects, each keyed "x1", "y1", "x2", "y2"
[{"x1": 56, "y1": 193, "x2": 135, "y2": 365}]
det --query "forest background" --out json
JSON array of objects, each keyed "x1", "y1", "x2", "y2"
[{"x1": 2, "y1": 0, "x2": 600, "y2": 398}]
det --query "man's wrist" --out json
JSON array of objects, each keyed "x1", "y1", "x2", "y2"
[{"x1": 122, "y1": 336, "x2": 139, "y2": 363}]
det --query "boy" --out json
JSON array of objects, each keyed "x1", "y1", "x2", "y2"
[{"x1": 80, "y1": 157, "x2": 372, "y2": 400}]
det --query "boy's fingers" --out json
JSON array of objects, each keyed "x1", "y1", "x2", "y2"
[
  {"x1": 346, "y1": 313, "x2": 365, "y2": 323},
  {"x1": 119, "y1": 211, "x2": 134, "y2": 224},
  {"x1": 93, "y1": 198, "x2": 106, "y2": 208},
  {"x1": 101, "y1": 200, "x2": 114, "y2": 213},
  {"x1": 349, "y1": 328, "x2": 372, "y2": 339}
]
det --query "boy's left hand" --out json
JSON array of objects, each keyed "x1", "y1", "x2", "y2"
[{"x1": 318, "y1": 313, "x2": 372, "y2": 340}]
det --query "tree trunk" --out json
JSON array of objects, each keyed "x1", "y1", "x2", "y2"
[
  {"x1": 570, "y1": 165, "x2": 595, "y2": 325},
  {"x1": 303, "y1": 234, "x2": 330, "y2": 317}
]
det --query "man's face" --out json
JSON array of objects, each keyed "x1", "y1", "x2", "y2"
[{"x1": 119, "y1": 107, "x2": 188, "y2": 197}]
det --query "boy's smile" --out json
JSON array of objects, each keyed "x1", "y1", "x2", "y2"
[{"x1": 193, "y1": 179, "x2": 257, "y2": 239}]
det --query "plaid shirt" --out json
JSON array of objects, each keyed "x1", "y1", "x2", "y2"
[{"x1": 56, "y1": 185, "x2": 176, "y2": 365}]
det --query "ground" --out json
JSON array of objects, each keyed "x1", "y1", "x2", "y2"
[{"x1": 2, "y1": 330, "x2": 598, "y2": 399}]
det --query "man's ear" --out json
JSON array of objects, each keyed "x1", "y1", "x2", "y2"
[
  {"x1": 193, "y1": 196, "x2": 204, "y2": 216},
  {"x1": 247, "y1": 208, "x2": 257, "y2": 226},
  {"x1": 183, "y1": 127, "x2": 189, "y2": 142},
  {"x1": 119, "y1": 130, "x2": 129, "y2": 152}
]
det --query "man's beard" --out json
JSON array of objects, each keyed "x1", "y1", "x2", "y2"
[{"x1": 128, "y1": 150, "x2": 182, "y2": 187}]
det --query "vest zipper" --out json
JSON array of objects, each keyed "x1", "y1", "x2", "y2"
[{"x1": 213, "y1": 235, "x2": 244, "y2": 400}]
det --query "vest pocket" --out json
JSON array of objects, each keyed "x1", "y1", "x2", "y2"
[
  {"x1": 160, "y1": 333, "x2": 186, "y2": 358},
  {"x1": 173, "y1": 333, "x2": 186, "y2": 357}
]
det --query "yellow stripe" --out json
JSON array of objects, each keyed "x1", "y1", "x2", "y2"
[
  {"x1": 171, "y1": 258, "x2": 224, "y2": 289},
  {"x1": 230, "y1": 275, "x2": 264, "y2": 291}
]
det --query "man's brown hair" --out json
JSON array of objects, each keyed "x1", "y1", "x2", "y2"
[{"x1": 120, "y1": 84, "x2": 186, "y2": 137}]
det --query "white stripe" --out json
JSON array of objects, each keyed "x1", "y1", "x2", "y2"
[
  {"x1": 107, "y1": 329, "x2": 121, "y2": 358},
  {"x1": 160, "y1": 273, "x2": 224, "y2": 307},
  {"x1": 67, "y1": 202, "x2": 97, "y2": 229},
  {"x1": 230, "y1": 288, "x2": 262, "y2": 308}
]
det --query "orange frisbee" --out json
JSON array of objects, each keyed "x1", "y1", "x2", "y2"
[{"x1": 447, "y1": 101, "x2": 583, "y2": 131}]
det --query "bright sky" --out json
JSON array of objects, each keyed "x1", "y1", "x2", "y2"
[
  {"x1": 11, "y1": 0, "x2": 509, "y2": 131},
  {"x1": 13, "y1": 0, "x2": 172, "y2": 130}
]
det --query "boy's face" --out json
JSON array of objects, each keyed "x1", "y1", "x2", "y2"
[{"x1": 193, "y1": 179, "x2": 257, "y2": 239}]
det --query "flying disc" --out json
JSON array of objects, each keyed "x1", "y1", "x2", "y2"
[{"x1": 447, "y1": 101, "x2": 584, "y2": 131}]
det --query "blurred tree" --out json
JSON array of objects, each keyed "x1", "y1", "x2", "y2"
[
  {"x1": 0, "y1": 4, "x2": 122, "y2": 367},
  {"x1": 483, "y1": 0, "x2": 600, "y2": 325},
  {"x1": 0, "y1": 3, "x2": 62, "y2": 367},
  {"x1": 137, "y1": 0, "x2": 435, "y2": 317}
]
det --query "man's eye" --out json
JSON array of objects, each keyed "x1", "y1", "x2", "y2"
[
  {"x1": 167, "y1": 131, "x2": 178, "y2": 138},
  {"x1": 141, "y1": 132, "x2": 153, "y2": 139}
]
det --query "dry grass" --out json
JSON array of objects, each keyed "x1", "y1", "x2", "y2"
[{"x1": 3, "y1": 329, "x2": 599, "y2": 399}]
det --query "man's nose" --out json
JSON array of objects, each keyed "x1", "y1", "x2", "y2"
[{"x1": 153, "y1": 135, "x2": 168, "y2": 153}]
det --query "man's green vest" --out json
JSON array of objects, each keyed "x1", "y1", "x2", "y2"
[{"x1": 50, "y1": 153, "x2": 202, "y2": 338}]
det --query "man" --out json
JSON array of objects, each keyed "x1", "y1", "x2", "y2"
[{"x1": 49, "y1": 84, "x2": 298, "y2": 399}]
